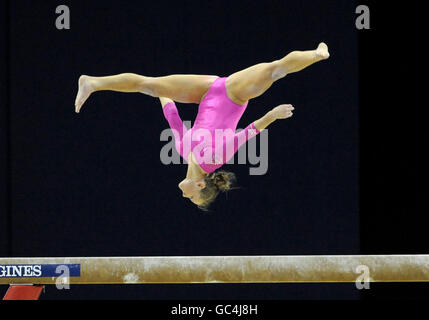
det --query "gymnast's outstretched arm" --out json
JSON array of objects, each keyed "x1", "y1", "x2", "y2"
[
  {"x1": 159, "y1": 97, "x2": 189, "y2": 144},
  {"x1": 221, "y1": 104, "x2": 295, "y2": 164},
  {"x1": 253, "y1": 104, "x2": 294, "y2": 131}
]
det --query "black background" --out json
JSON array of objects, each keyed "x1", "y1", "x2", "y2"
[
  {"x1": 358, "y1": 1, "x2": 428, "y2": 299},
  {"x1": 0, "y1": 0, "x2": 427, "y2": 300}
]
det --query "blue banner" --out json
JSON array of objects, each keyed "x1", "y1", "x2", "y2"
[{"x1": 0, "y1": 264, "x2": 81, "y2": 278}]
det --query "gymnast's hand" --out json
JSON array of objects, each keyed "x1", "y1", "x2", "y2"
[{"x1": 270, "y1": 104, "x2": 294, "y2": 119}]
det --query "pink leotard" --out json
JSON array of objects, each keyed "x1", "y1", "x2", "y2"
[{"x1": 162, "y1": 76, "x2": 260, "y2": 173}]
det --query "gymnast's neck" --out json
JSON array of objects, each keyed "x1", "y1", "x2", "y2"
[{"x1": 186, "y1": 152, "x2": 208, "y2": 180}]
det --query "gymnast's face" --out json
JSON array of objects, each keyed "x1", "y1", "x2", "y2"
[{"x1": 178, "y1": 178, "x2": 206, "y2": 205}]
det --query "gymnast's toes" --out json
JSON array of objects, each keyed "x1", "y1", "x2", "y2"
[
  {"x1": 75, "y1": 75, "x2": 93, "y2": 113},
  {"x1": 316, "y1": 42, "x2": 330, "y2": 60}
]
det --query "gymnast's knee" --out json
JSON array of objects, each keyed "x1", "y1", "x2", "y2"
[
  {"x1": 139, "y1": 76, "x2": 158, "y2": 97},
  {"x1": 270, "y1": 60, "x2": 288, "y2": 80}
]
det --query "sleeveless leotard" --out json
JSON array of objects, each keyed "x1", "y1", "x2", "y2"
[{"x1": 162, "y1": 76, "x2": 260, "y2": 173}]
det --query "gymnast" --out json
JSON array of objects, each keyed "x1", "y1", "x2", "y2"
[{"x1": 74, "y1": 42, "x2": 329, "y2": 209}]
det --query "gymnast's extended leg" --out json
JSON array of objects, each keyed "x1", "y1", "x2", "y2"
[
  {"x1": 225, "y1": 42, "x2": 330, "y2": 105},
  {"x1": 74, "y1": 73, "x2": 218, "y2": 113}
]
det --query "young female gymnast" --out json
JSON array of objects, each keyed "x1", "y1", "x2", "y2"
[{"x1": 74, "y1": 42, "x2": 329, "y2": 209}]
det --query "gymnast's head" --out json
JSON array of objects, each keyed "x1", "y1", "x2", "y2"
[{"x1": 178, "y1": 171, "x2": 236, "y2": 210}]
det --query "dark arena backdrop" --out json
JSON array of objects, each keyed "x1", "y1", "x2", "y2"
[{"x1": 0, "y1": 0, "x2": 427, "y2": 300}]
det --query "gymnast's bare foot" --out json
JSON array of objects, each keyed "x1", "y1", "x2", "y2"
[
  {"x1": 75, "y1": 75, "x2": 94, "y2": 113},
  {"x1": 315, "y1": 42, "x2": 330, "y2": 60}
]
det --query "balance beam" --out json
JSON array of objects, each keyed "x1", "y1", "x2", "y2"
[{"x1": 1, "y1": 255, "x2": 429, "y2": 285}]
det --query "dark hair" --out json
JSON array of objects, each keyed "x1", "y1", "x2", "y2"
[{"x1": 198, "y1": 170, "x2": 236, "y2": 211}]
